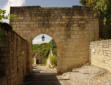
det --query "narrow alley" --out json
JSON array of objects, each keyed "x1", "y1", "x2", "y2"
[
  {"x1": 22, "y1": 65, "x2": 111, "y2": 85},
  {"x1": 22, "y1": 66, "x2": 62, "y2": 85}
]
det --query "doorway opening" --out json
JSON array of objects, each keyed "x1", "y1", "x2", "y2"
[{"x1": 32, "y1": 34, "x2": 57, "y2": 73}]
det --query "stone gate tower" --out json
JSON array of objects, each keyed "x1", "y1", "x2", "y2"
[{"x1": 10, "y1": 6, "x2": 99, "y2": 73}]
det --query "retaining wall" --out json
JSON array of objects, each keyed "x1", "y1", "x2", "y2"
[{"x1": 90, "y1": 39, "x2": 111, "y2": 72}]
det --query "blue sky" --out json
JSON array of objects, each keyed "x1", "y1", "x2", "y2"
[
  {"x1": 0, "y1": 0, "x2": 80, "y2": 9},
  {"x1": 0, "y1": 0, "x2": 80, "y2": 44},
  {"x1": 23, "y1": 0, "x2": 80, "y2": 7}
]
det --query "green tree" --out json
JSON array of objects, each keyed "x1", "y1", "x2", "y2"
[
  {"x1": 32, "y1": 39, "x2": 57, "y2": 65},
  {"x1": 32, "y1": 43, "x2": 50, "y2": 57},
  {"x1": 49, "y1": 39, "x2": 57, "y2": 56},
  {"x1": 80, "y1": 0, "x2": 111, "y2": 25},
  {"x1": 0, "y1": 9, "x2": 8, "y2": 22},
  {"x1": 80, "y1": 0, "x2": 87, "y2": 5},
  {"x1": 0, "y1": 9, "x2": 7, "y2": 41},
  {"x1": 0, "y1": 9, "x2": 14, "y2": 22}
]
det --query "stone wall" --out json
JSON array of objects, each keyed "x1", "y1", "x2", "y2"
[
  {"x1": 0, "y1": 23, "x2": 28, "y2": 85},
  {"x1": 90, "y1": 40, "x2": 111, "y2": 72},
  {"x1": 10, "y1": 6, "x2": 99, "y2": 73}
]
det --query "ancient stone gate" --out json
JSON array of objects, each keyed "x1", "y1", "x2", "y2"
[{"x1": 10, "y1": 6, "x2": 99, "y2": 73}]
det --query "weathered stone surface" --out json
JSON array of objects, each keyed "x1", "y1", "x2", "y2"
[
  {"x1": 90, "y1": 39, "x2": 111, "y2": 72},
  {"x1": 10, "y1": 6, "x2": 99, "y2": 73},
  {"x1": 0, "y1": 23, "x2": 28, "y2": 85}
]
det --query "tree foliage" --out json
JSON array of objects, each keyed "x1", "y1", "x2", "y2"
[
  {"x1": 80, "y1": 0, "x2": 87, "y2": 5},
  {"x1": 32, "y1": 43, "x2": 50, "y2": 57},
  {"x1": 0, "y1": 9, "x2": 8, "y2": 22},
  {"x1": 0, "y1": 9, "x2": 14, "y2": 23},
  {"x1": 32, "y1": 39, "x2": 57, "y2": 58},
  {"x1": 49, "y1": 39, "x2": 57, "y2": 56},
  {"x1": 80, "y1": 0, "x2": 111, "y2": 25}
]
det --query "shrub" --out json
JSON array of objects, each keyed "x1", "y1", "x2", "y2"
[
  {"x1": 32, "y1": 58, "x2": 34, "y2": 64},
  {"x1": 43, "y1": 57, "x2": 47, "y2": 65},
  {"x1": 50, "y1": 56, "x2": 57, "y2": 67}
]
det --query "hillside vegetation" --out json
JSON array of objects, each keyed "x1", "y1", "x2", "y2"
[{"x1": 32, "y1": 39, "x2": 57, "y2": 66}]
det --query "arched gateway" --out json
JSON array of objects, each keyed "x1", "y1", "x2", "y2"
[{"x1": 10, "y1": 6, "x2": 99, "y2": 73}]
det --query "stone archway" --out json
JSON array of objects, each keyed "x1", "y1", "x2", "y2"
[
  {"x1": 10, "y1": 6, "x2": 99, "y2": 73},
  {"x1": 30, "y1": 31, "x2": 65, "y2": 73},
  {"x1": 32, "y1": 34, "x2": 57, "y2": 68}
]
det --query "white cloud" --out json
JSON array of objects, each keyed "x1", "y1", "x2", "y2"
[
  {"x1": 3, "y1": 0, "x2": 25, "y2": 10},
  {"x1": 3, "y1": 0, "x2": 25, "y2": 22}
]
